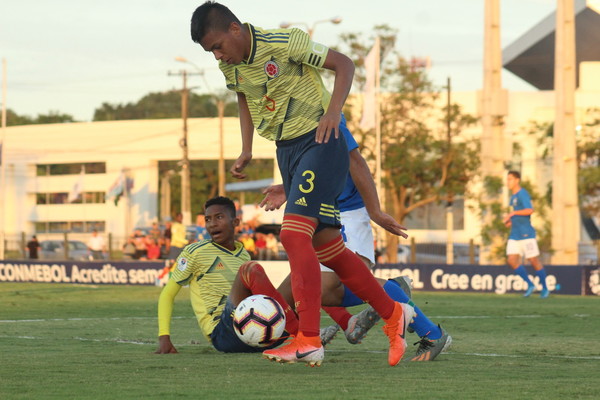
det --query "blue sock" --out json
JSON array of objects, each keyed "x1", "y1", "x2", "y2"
[
  {"x1": 382, "y1": 280, "x2": 442, "y2": 340},
  {"x1": 341, "y1": 281, "x2": 443, "y2": 340},
  {"x1": 536, "y1": 269, "x2": 548, "y2": 290},
  {"x1": 515, "y1": 265, "x2": 533, "y2": 286},
  {"x1": 340, "y1": 285, "x2": 364, "y2": 307},
  {"x1": 382, "y1": 280, "x2": 410, "y2": 303}
]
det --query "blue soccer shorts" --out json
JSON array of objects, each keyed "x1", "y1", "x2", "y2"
[{"x1": 276, "y1": 128, "x2": 349, "y2": 228}]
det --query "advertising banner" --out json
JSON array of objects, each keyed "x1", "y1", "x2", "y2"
[
  {"x1": 0, "y1": 260, "x2": 168, "y2": 286},
  {"x1": 1, "y1": 260, "x2": 598, "y2": 296},
  {"x1": 373, "y1": 263, "x2": 597, "y2": 296}
]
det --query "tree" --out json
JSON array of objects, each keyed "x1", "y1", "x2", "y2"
[
  {"x1": 338, "y1": 26, "x2": 480, "y2": 261},
  {"x1": 93, "y1": 91, "x2": 238, "y2": 121},
  {"x1": 5, "y1": 109, "x2": 76, "y2": 126},
  {"x1": 158, "y1": 158, "x2": 274, "y2": 220}
]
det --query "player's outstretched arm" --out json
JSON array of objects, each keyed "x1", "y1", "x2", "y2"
[
  {"x1": 155, "y1": 279, "x2": 182, "y2": 354},
  {"x1": 230, "y1": 92, "x2": 254, "y2": 179},
  {"x1": 349, "y1": 149, "x2": 408, "y2": 239}
]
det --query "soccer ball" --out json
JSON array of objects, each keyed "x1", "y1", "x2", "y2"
[{"x1": 232, "y1": 294, "x2": 286, "y2": 347}]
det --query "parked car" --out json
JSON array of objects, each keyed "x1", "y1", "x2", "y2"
[{"x1": 39, "y1": 240, "x2": 90, "y2": 261}]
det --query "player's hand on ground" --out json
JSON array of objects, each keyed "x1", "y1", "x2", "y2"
[
  {"x1": 155, "y1": 335, "x2": 178, "y2": 354},
  {"x1": 372, "y1": 211, "x2": 409, "y2": 239},
  {"x1": 315, "y1": 111, "x2": 341, "y2": 143},
  {"x1": 230, "y1": 151, "x2": 253, "y2": 179},
  {"x1": 259, "y1": 185, "x2": 286, "y2": 211}
]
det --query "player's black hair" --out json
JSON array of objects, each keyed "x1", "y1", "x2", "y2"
[
  {"x1": 507, "y1": 170, "x2": 521, "y2": 180},
  {"x1": 204, "y1": 196, "x2": 237, "y2": 218},
  {"x1": 190, "y1": 1, "x2": 241, "y2": 43}
]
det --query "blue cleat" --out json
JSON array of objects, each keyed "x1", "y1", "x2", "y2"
[
  {"x1": 524, "y1": 285, "x2": 535, "y2": 297},
  {"x1": 540, "y1": 288, "x2": 550, "y2": 299}
]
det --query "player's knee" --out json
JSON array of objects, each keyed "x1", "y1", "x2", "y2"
[
  {"x1": 239, "y1": 261, "x2": 266, "y2": 282},
  {"x1": 279, "y1": 227, "x2": 311, "y2": 249}
]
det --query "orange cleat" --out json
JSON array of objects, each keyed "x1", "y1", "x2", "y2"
[
  {"x1": 382, "y1": 302, "x2": 415, "y2": 366},
  {"x1": 262, "y1": 332, "x2": 324, "y2": 367}
]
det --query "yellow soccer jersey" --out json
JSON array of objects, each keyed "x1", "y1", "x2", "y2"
[
  {"x1": 170, "y1": 239, "x2": 250, "y2": 341},
  {"x1": 220, "y1": 24, "x2": 331, "y2": 141}
]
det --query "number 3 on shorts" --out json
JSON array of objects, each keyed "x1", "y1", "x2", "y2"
[{"x1": 299, "y1": 170, "x2": 315, "y2": 193}]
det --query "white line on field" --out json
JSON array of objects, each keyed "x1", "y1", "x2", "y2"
[
  {"x1": 0, "y1": 316, "x2": 190, "y2": 323},
  {"x1": 3, "y1": 334, "x2": 599, "y2": 360},
  {"x1": 332, "y1": 349, "x2": 600, "y2": 361},
  {"x1": 2, "y1": 314, "x2": 591, "y2": 324}
]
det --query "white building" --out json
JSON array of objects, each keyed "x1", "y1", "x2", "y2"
[{"x1": 1, "y1": 118, "x2": 277, "y2": 242}]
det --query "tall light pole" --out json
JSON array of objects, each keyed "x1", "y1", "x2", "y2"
[
  {"x1": 480, "y1": 0, "x2": 507, "y2": 264},
  {"x1": 0, "y1": 58, "x2": 6, "y2": 259},
  {"x1": 279, "y1": 16, "x2": 342, "y2": 38},
  {"x1": 168, "y1": 67, "x2": 199, "y2": 226},
  {"x1": 552, "y1": 0, "x2": 579, "y2": 264},
  {"x1": 175, "y1": 57, "x2": 226, "y2": 196}
]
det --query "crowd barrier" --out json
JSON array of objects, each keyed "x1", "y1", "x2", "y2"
[{"x1": 0, "y1": 260, "x2": 598, "y2": 296}]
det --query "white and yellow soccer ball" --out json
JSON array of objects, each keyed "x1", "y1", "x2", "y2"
[{"x1": 232, "y1": 294, "x2": 286, "y2": 347}]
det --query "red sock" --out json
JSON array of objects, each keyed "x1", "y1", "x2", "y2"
[
  {"x1": 315, "y1": 236, "x2": 394, "y2": 319},
  {"x1": 239, "y1": 261, "x2": 298, "y2": 335},
  {"x1": 322, "y1": 306, "x2": 352, "y2": 331},
  {"x1": 279, "y1": 215, "x2": 320, "y2": 338}
]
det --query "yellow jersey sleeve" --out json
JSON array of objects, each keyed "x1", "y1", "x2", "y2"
[
  {"x1": 157, "y1": 278, "x2": 182, "y2": 336},
  {"x1": 287, "y1": 28, "x2": 328, "y2": 69}
]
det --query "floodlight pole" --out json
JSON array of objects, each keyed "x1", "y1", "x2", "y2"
[
  {"x1": 0, "y1": 58, "x2": 7, "y2": 259},
  {"x1": 552, "y1": 0, "x2": 579, "y2": 264}
]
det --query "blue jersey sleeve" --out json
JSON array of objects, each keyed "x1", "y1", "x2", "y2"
[
  {"x1": 337, "y1": 113, "x2": 365, "y2": 212},
  {"x1": 517, "y1": 189, "x2": 533, "y2": 210},
  {"x1": 340, "y1": 114, "x2": 358, "y2": 152}
]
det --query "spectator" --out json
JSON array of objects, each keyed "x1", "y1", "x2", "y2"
[
  {"x1": 26, "y1": 235, "x2": 41, "y2": 259},
  {"x1": 195, "y1": 213, "x2": 209, "y2": 242},
  {"x1": 169, "y1": 212, "x2": 188, "y2": 260},
  {"x1": 87, "y1": 230, "x2": 106, "y2": 260},
  {"x1": 239, "y1": 232, "x2": 256, "y2": 259},
  {"x1": 254, "y1": 232, "x2": 267, "y2": 260},
  {"x1": 145, "y1": 236, "x2": 161, "y2": 260},
  {"x1": 233, "y1": 199, "x2": 243, "y2": 220},
  {"x1": 122, "y1": 235, "x2": 136, "y2": 260},
  {"x1": 133, "y1": 230, "x2": 147, "y2": 260},
  {"x1": 157, "y1": 237, "x2": 168, "y2": 260},
  {"x1": 149, "y1": 222, "x2": 161, "y2": 241},
  {"x1": 265, "y1": 233, "x2": 279, "y2": 260},
  {"x1": 163, "y1": 221, "x2": 172, "y2": 256}
]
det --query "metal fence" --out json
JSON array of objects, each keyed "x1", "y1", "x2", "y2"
[{"x1": 2, "y1": 232, "x2": 599, "y2": 265}]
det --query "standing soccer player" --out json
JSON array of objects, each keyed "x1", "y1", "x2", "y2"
[
  {"x1": 503, "y1": 171, "x2": 550, "y2": 298},
  {"x1": 261, "y1": 115, "x2": 452, "y2": 361},
  {"x1": 190, "y1": 1, "x2": 413, "y2": 366}
]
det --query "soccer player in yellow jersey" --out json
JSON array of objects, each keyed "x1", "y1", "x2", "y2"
[
  {"x1": 190, "y1": 2, "x2": 413, "y2": 366},
  {"x1": 156, "y1": 196, "x2": 299, "y2": 354}
]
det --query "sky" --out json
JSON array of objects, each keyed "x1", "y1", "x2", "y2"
[{"x1": 0, "y1": 0, "x2": 557, "y2": 121}]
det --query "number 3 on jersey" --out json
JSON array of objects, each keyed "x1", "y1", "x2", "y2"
[{"x1": 298, "y1": 170, "x2": 315, "y2": 193}]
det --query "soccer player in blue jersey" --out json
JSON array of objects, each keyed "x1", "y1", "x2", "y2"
[
  {"x1": 156, "y1": 196, "x2": 301, "y2": 355},
  {"x1": 261, "y1": 115, "x2": 452, "y2": 362},
  {"x1": 503, "y1": 171, "x2": 550, "y2": 298},
  {"x1": 190, "y1": 2, "x2": 413, "y2": 366}
]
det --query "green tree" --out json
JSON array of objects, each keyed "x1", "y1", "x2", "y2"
[
  {"x1": 6, "y1": 109, "x2": 76, "y2": 126},
  {"x1": 158, "y1": 158, "x2": 274, "y2": 220},
  {"x1": 338, "y1": 26, "x2": 480, "y2": 261},
  {"x1": 93, "y1": 91, "x2": 238, "y2": 121}
]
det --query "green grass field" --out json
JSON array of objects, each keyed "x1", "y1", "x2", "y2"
[{"x1": 1, "y1": 283, "x2": 599, "y2": 399}]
